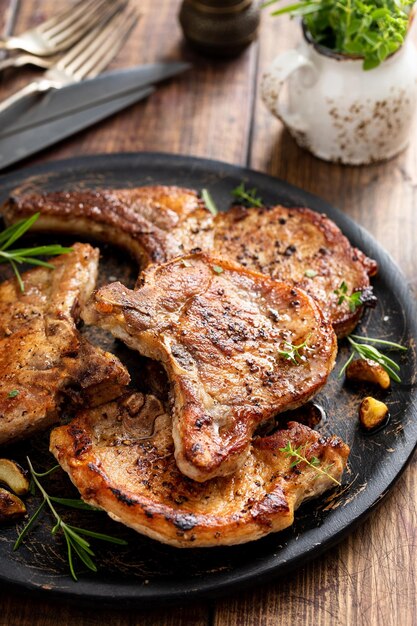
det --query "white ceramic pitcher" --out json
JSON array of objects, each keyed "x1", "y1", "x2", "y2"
[{"x1": 261, "y1": 24, "x2": 417, "y2": 165}]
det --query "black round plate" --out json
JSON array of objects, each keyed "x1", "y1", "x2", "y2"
[{"x1": 0, "y1": 153, "x2": 416, "y2": 607}]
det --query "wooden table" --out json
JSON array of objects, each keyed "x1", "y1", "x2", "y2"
[{"x1": 0, "y1": 1, "x2": 416, "y2": 624}]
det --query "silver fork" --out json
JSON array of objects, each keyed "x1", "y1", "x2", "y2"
[
  {"x1": 0, "y1": 0, "x2": 123, "y2": 57},
  {"x1": 0, "y1": 6, "x2": 139, "y2": 124},
  {"x1": 0, "y1": 52, "x2": 60, "y2": 73}
]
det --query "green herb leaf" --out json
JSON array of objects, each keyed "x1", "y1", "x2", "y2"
[
  {"x1": 231, "y1": 182, "x2": 264, "y2": 208},
  {"x1": 338, "y1": 334, "x2": 407, "y2": 382},
  {"x1": 277, "y1": 335, "x2": 313, "y2": 365},
  {"x1": 0, "y1": 214, "x2": 72, "y2": 292},
  {"x1": 263, "y1": 0, "x2": 414, "y2": 70},
  {"x1": 49, "y1": 497, "x2": 100, "y2": 511},
  {"x1": 7, "y1": 389, "x2": 19, "y2": 398},
  {"x1": 201, "y1": 189, "x2": 219, "y2": 216},
  {"x1": 212, "y1": 265, "x2": 224, "y2": 274},
  {"x1": 334, "y1": 281, "x2": 364, "y2": 312},
  {"x1": 279, "y1": 441, "x2": 341, "y2": 485},
  {"x1": 13, "y1": 458, "x2": 127, "y2": 580},
  {"x1": 304, "y1": 269, "x2": 318, "y2": 278}
]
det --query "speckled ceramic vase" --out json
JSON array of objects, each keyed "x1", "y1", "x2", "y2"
[
  {"x1": 261, "y1": 23, "x2": 417, "y2": 165},
  {"x1": 179, "y1": 0, "x2": 260, "y2": 58}
]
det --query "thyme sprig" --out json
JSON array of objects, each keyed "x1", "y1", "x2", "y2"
[
  {"x1": 277, "y1": 336, "x2": 313, "y2": 365},
  {"x1": 14, "y1": 458, "x2": 127, "y2": 581},
  {"x1": 279, "y1": 441, "x2": 341, "y2": 486},
  {"x1": 0, "y1": 214, "x2": 72, "y2": 291},
  {"x1": 232, "y1": 182, "x2": 264, "y2": 208},
  {"x1": 334, "y1": 280, "x2": 363, "y2": 312},
  {"x1": 201, "y1": 189, "x2": 219, "y2": 216},
  {"x1": 338, "y1": 334, "x2": 407, "y2": 382}
]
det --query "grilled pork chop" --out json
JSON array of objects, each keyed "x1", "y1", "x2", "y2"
[
  {"x1": 3, "y1": 186, "x2": 213, "y2": 268},
  {"x1": 50, "y1": 392, "x2": 349, "y2": 547},
  {"x1": 83, "y1": 252, "x2": 337, "y2": 482},
  {"x1": 4, "y1": 188, "x2": 376, "y2": 336},
  {"x1": 214, "y1": 205, "x2": 378, "y2": 337},
  {"x1": 0, "y1": 244, "x2": 129, "y2": 445}
]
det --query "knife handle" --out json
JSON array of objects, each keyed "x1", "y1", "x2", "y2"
[{"x1": 0, "y1": 80, "x2": 49, "y2": 126}]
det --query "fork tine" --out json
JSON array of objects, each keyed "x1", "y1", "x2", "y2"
[
  {"x1": 36, "y1": 0, "x2": 96, "y2": 35},
  {"x1": 44, "y1": 0, "x2": 114, "y2": 41},
  {"x1": 84, "y1": 10, "x2": 139, "y2": 78},
  {"x1": 54, "y1": 7, "x2": 123, "y2": 72},
  {"x1": 47, "y1": 0, "x2": 124, "y2": 47},
  {"x1": 60, "y1": 8, "x2": 139, "y2": 80}
]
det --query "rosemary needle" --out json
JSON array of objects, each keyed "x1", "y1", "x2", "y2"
[
  {"x1": 14, "y1": 458, "x2": 127, "y2": 581},
  {"x1": 0, "y1": 213, "x2": 72, "y2": 292},
  {"x1": 201, "y1": 189, "x2": 219, "y2": 216},
  {"x1": 338, "y1": 334, "x2": 407, "y2": 382}
]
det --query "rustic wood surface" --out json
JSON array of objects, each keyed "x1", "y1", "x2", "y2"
[{"x1": 0, "y1": 1, "x2": 416, "y2": 624}]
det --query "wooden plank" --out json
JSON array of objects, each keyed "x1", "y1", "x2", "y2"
[
  {"x1": 211, "y1": 14, "x2": 417, "y2": 626},
  {"x1": 0, "y1": 0, "x2": 257, "y2": 167},
  {"x1": 0, "y1": 589, "x2": 209, "y2": 626}
]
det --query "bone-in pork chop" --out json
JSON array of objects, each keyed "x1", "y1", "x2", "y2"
[
  {"x1": 83, "y1": 253, "x2": 337, "y2": 482},
  {"x1": 3, "y1": 186, "x2": 214, "y2": 268},
  {"x1": 214, "y1": 205, "x2": 378, "y2": 337},
  {"x1": 4, "y1": 188, "x2": 377, "y2": 335},
  {"x1": 0, "y1": 244, "x2": 129, "y2": 445},
  {"x1": 50, "y1": 392, "x2": 349, "y2": 548}
]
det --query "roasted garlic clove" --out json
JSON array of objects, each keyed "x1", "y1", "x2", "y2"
[
  {"x1": 0, "y1": 487, "x2": 27, "y2": 522},
  {"x1": 359, "y1": 397, "x2": 389, "y2": 431},
  {"x1": 0, "y1": 459, "x2": 30, "y2": 495},
  {"x1": 346, "y1": 358, "x2": 390, "y2": 389}
]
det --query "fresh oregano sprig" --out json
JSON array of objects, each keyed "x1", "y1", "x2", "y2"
[
  {"x1": 338, "y1": 334, "x2": 407, "y2": 382},
  {"x1": 231, "y1": 182, "x2": 264, "y2": 208},
  {"x1": 14, "y1": 458, "x2": 127, "y2": 581},
  {"x1": 262, "y1": 0, "x2": 415, "y2": 70},
  {"x1": 0, "y1": 213, "x2": 72, "y2": 291},
  {"x1": 279, "y1": 441, "x2": 341, "y2": 485}
]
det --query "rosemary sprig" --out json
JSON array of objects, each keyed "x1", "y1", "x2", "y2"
[
  {"x1": 277, "y1": 336, "x2": 313, "y2": 365},
  {"x1": 334, "y1": 281, "x2": 363, "y2": 312},
  {"x1": 14, "y1": 458, "x2": 127, "y2": 581},
  {"x1": 201, "y1": 189, "x2": 219, "y2": 216},
  {"x1": 231, "y1": 182, "x2": 264, "y2": 208},
  {"x1": 279, "y1": 441, "x2": 341, "y2": 486},
  {"x1": 0, "y1": 214, "x2": 72, "y2": 292},
  {"x1": 338, "y1": 334, "x2": 407, "y2": 382}
]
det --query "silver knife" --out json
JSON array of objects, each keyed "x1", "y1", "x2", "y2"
[
  {"x1": 0, "y1": 86, "x2": 154, "y2": 170},
  {"x1": 0, "y1": 62, "x2": 191, "y2": 138}
]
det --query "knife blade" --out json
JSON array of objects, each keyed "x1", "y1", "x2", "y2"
[
  {"x1": 0, "y1": 86, "x2": 154, "y2": 171},
  {"x1": 0, "y1": 62, "x2": 191, "y2": 138}
]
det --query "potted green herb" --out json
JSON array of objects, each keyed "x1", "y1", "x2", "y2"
[{"x1": 261, "y1": 0, "x2": 417, "y2": 164}]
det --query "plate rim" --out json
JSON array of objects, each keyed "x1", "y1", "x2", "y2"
[{"x1": 0, "y1": 151, "x2": 416, "y2": 607}]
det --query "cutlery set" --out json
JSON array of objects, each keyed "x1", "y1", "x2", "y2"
[{"x1": 0, "y1": 1, "x2": 191, "y2": 170}]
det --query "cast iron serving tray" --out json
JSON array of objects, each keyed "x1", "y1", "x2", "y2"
[{"x1": 0, "y1": 153, "x2": 416, "y2": 607}]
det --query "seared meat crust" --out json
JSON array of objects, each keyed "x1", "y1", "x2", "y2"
[
  {"x1": 0, "y1": 244, "x2": 130, "y2": 445},
  {"x1": 3, "y1": 186, "x2": 213, "y2": 268},
  {"x1": 83, "y1": 253, "x2": 337, "y2": 482},
  {"x1": 50, "y1": 393, "x2": 349, "y2": 548},
  {"x1": 4, "y1": 188, "x2": 376, "y2": 336},
  {"x1": 214, "y1": 205, "x2": 377, "y2": 337}
]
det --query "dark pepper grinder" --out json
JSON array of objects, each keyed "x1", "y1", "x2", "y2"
[{"x1": 179, "y1": 0, "x2": 260, "y2": 58}]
